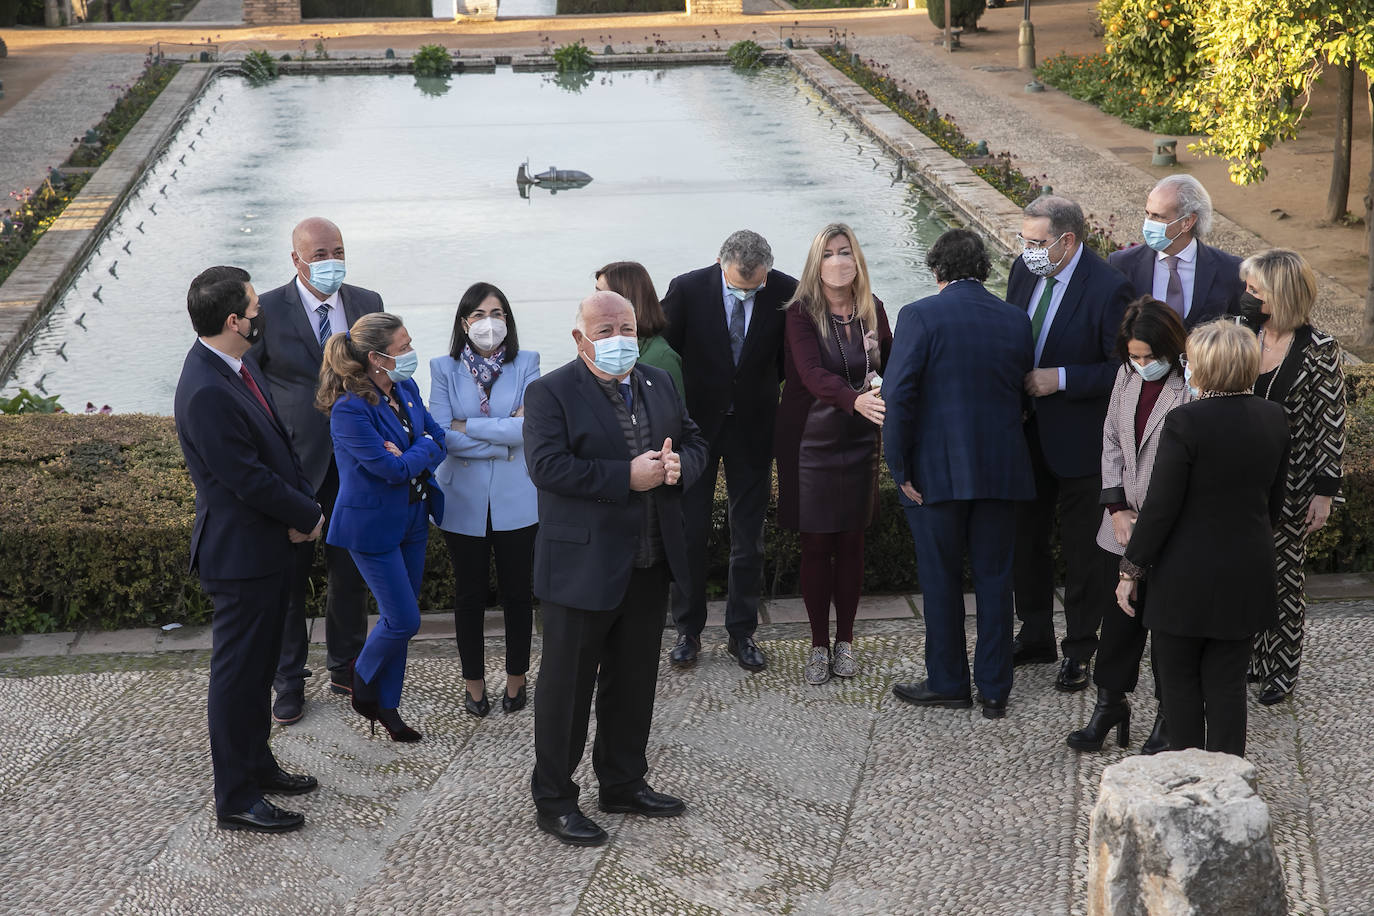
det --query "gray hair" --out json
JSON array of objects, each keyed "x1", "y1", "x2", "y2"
[
  {"x1": 1023, "y1": 195, "x2": 1086, "y2": 242},
  {"x1": 718, "y1": 229, "x2": 774, "y2": 275},
  {"x1": 1153, "y1": 174, "x2": 1213, "y2": 239},
  {"x1": 574, "y1": 290, "x2": 634, "y2": 330}
]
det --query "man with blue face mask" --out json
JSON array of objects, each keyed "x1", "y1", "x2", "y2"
[
  {"x1": 252, "y1": 217, "x2": 383, "y2": 726},
  {"x1": 523, "y1": 291, "x2": 708, "y2": 846},
  {"x1": 1108, "y1": 175, "x2": 1244, "y2": 330},
  {"x1": 1005, "y1": 195, "x2": 1133, "y2": 695}
]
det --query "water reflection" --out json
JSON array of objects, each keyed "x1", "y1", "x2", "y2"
[{"x1": 5, "y1": 65, "x2": 996, "y2": 414}]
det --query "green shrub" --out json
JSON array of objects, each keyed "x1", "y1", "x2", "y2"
[
  {"x1": 727, "y1": 40, "x2": 765, "y2": 70},
  {"x1": 242, "y1": 49, "x2": 279, "y2": 82},
  {"x1": 412, "y1": 43, "x2": 453, "y2": 77},
  {"x1": 0, "y1": 389, "x2": 64, "y2": 414},
  {"x1": 1036, "y1": 52, "x2": 1192, "y2": 135},
  {"x1": 552, "y1": 41, "x2": 594, "y2": 74},
  {"x1": 554, "y1": 0, "x2": 681, "y2": 12},
  {"x1": 926, "y1": 0, "x2": 983, "y2": 31}
]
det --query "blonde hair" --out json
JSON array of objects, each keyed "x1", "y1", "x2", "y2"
[
  {"x1": 1186, "y1": 320, "x2": 1261, "y2": 394},
  {"x1": 316, "y1": 312, "x2": 404, "y2": 412},
  {"x1": 786, "y1": 223, "x2": 876, "y2": 335},
  {"x1": 1240, "y1": 248, "x2": 1317, "y2": 334}
]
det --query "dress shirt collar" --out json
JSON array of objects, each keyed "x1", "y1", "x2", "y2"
[
  {"x1": 198, "y1": 337, "x2": 243, "y2": 374},
  {"x1": 295, "y1": 275, "x2": 342, "y2": 312},
  {"x1": 1156, "y1": 237, "x2": 1198, "y2": 264}
]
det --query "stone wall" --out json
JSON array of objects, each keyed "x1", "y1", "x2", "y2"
[
  {"x1": 242, "y1": 0, "x2": 300, "y2": 24},
  {"x1": 686, "y1": 0, "x2": 741, "y2": 15}
]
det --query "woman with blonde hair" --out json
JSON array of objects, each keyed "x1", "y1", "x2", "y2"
[
  {"x1": 1240, "y1": 249, "x2": 1346, "y2": 705},
  {"x1": 774, "y1": 223, "x2": 892, "y2": 685},
  {"x1": 318, "y1": 312, "x2": 446, "y2": 741}
]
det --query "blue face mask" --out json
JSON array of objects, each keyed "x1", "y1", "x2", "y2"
[
  {"x1": 1133, "y1": 358, "x2": 1170, "y2": 382},
  {"x1": 307, "y1": 258, "x2": 346, "y2": 296},
  {"x1": 1141, "y1": 216, "x2": 1186, "y2": 252},
  {"x1": 376, "y1": 349, "x2": 418, "y2": 383},
  {"x1": 726, "y1": 283, "x2": 762, "y2": 302},
  {"x1": 1184, "y1": 366, "x2": 1198, "y2": 398},
  {"x1": 585, "y1": 335, "x2": 639, "y2": 376}
]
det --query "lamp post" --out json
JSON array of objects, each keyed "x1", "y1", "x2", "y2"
[
  {"x1": 945, "y1": 0, "x2": 953, "y2": 54},
  {"x1": 1019, "y1": 0, "x2": 1044, "y2": 91}
]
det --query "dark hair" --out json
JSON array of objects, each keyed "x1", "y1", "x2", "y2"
[
  {"x1": 925, "y1": 229, "x2": 990, "y2": 283},
  {"x1": 1115, "y1": 296, "x2": 1188, "y2": 376},
  {"x1": 187, "y1": 265, "x2": 251, "y2": 337},
  {"x1": 595, "y1": 261, "x2": 667, "y2": 338},
  {"x1": 449, "y1": 282, "x2": 519, "y2": 363}
]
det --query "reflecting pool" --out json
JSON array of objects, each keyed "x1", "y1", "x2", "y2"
[{"x1": 5, "y1": 64, "x2": 992, "y2": 414}]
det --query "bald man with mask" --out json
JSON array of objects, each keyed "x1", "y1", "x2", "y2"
[{"x1": 252, "y1": 217, "x2": 383, "y2": 724}]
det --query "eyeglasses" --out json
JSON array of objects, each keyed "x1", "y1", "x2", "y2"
[
  {"x1": 1015, "y1": 232, "x2": 1065, "y2": 251},
  {"x1": 1177, "y1": 355, "x2": 1189, "y2": 369}
]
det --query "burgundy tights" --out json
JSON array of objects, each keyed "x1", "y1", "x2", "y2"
[{"x1": 799, "y1": 529, "x2": 865, "y2": 648}]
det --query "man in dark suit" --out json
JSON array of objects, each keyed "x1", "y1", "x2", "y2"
[
  {"x1": 884, "y1": 230, "x2": 1036, "y2": 718},
  {"x1": 661, "y1": 230, "x2": 798, "y2": 672},
  {"x1": 1006, "y1": 196, "x2": 1133, "y2": 692},
  {"x1": 1107, "y1": 175, "x2": 1244, "y2": 329},
  {"x1": 523, "y1": 291, "x2": 708, "y2": 847},
  {"x1": 252, "y1": 217, "x2": 382, "y2": 724},
  {"x1": 174, "y1": 266, "x2": 325, "y2": 832}
]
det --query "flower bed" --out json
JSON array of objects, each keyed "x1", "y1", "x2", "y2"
[{"x1": 1035, "y1": 52, "x2": 1192, "y2": 136}]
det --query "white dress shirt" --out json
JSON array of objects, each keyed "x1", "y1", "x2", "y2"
[
  {"x1": 1151, "y1": 237, "x2": 1198, "y2": 318},
  {"x1": 1027, "y1": 242, "x2": 1086, "y2": 391},
  {"x1": 199, "y1": 337, "x2": 243, "y2": 374},
  {"x1": 296, "y1": 276, "x2": 344, "y2": 344}
]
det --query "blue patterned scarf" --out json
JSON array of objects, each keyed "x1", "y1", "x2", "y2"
[{"x1": 461, "y1": 344, "x2": 505, "y2": 416}]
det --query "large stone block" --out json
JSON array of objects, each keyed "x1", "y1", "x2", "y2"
[{"x1": 1087, "y1": 750, "x2": 1285, "y2": 916}]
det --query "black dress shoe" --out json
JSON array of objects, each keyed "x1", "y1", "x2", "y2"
[
  {"x1": 599, "y1": 786, "x2": 686, "y2": 818},
  {"x1": 1258, "y1": 684, "x2": 1289, "y2": 706},
  {"x1": 271, "y1": 691, "x2": 304, "y2": 725},
  {"x1": 537, "y1": 809, "x2": 608, "y2": 846},
  {"x1": 727, "y1": 635, "x2": 767, "y2": 671},
  {"x1": 977, "y1": 695, "x2": 1008, "y2": 719},
  {"x1": 669, "y1": 634, "x2": 701, "y2": 669},
  {"x1": 329, "y1": 672, "x2": 352, "y2": 696},
  {"x1": 502, "y1": 683, "x2": 527, "y2": 713},
  {"x1": 464, "y1": 688, "x2": 491, "y2": 718},
  {"x1": 1140, "y1": 710, "x2": 1169, "y2": 755},
  {"x1": 217, "y1": 799, "x2": 304, "y2": 833},
  {"x1": 1011, "y1": 635, "x2": 1057, "y2": 667},
  {"x1": 1055, "y1": 657, "x2": 1091, "y2": 692},
  {"x1": 258, "y1": 767, "x2": 319, "y2": 796},
  {"x1": 892, "y1": 680, "x2": 973, "y2": 709}
]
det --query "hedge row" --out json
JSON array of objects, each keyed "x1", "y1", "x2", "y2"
[{"x1": 3, "y1": 363, "x2": 1371, "y2": 634}]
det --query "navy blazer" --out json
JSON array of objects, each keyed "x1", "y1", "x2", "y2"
[
  {"x1": 326, "y1": 378, "x2": 447, "y2": 554},
  {"x1": 883, "y1": 281, "x2": 1035, "y2": 505},
  {"x1": 1107, "y1": 241, "x2": 1244, "y2": 329},
  {"x1": 173, "y1": 341, "x2": 321, "y2": 579},
  {"x1": 1007, "y1": 247, "x2": 1133, "y2": 479},
  {"x1": 522, "y1": 360, "x2": 708, "y2": 611}
]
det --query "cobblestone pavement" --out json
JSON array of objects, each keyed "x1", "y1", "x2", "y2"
[{"x1": 1, "y1": 605, "x2": 1370, "y2": 915}]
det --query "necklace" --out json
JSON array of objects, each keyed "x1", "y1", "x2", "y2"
[
  {"x1": 1199, "y1": 389, "x2": 1252, "y2": 399},
  {"x1": 1257, "y1": 329, "x2": 1293, "y2": 400},
  {"x1": 830, "y1": 311, "x2": 870, "y2": 392}
]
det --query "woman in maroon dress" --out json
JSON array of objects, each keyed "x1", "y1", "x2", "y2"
[{"x1": 775, "y1": 223, "x2": 893, "y2": 686}]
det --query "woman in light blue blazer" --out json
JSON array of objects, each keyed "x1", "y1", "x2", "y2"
[
  {"x1": 429, "y1": 283, "x2": 540, "y2": 718},
  {"x1": 319, "y1": 313, "x2": 446, "y2": 743}
]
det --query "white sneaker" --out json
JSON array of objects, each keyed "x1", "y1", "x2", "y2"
[
  {"x1": 831, "y1": 641, "x2": 858, "y2": 678},
  {"x1": 804, "y1": 646, "x2": 831, "y2": 685}
]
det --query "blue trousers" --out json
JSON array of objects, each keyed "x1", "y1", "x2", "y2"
[
  {"x1": 905, "y1": 499, "x2": 1016, "y2": 703},
  {"x1": 350, "y1": 501, "x2": 430, "y2": 709}
]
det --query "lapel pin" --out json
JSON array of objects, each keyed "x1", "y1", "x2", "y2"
[
  {"x1": 407, "y1": 401, "x2": 413, "y2": 407},
  {"x1": 645, "y1": 379, "x2": 653, "y2": 387}
]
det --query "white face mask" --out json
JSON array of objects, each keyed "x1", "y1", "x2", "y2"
[
  {"x1": 1020, "y1": 233, "x2": 1068, "y2": 278},
  {"x1": 467, "y1": 316, "x2": 507, "y2": 351}
]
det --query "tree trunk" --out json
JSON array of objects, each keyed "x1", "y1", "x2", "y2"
[
  {"x1": 1326, "y1": 62, "x2": 1354, "y2": 223},
  {"x1": 1361, "y1": 73, "x2": 1374, "y2": 347}
]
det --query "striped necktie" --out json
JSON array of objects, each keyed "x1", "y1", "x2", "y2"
[{"x1": 315, "y1": 303, "x2": 331, "y2": 348}]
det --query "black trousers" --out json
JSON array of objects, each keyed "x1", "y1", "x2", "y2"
[
  {"x1": 442, "y1": 522, "x2": 536, "y2": 682},
  {"x1": 671, "y1": 417, "x2": 769, "y2": 640},
  {"x1": 1013, "y1": 420, "x2": 1104, "y2": 661},
  {"x1": 276, "y1": 459, "x2": 368, "y2": 694},
  {"x1": 203, "y1": 570, "x2": 291, "y2": 815},
  {"x1": 532, "y1": 564, "x2": 668, "y2": 816},
  {"x1": 1152, "y1": 630, "x2": 1251, "y2": 757},
  {"x1": 1093, "y1": 549, "x2": 1160, "y2": 696}
]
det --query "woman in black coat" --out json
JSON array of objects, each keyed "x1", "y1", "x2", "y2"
[{"x1": 1115, "y1": 321, "x2": 1289, "y2": 757}]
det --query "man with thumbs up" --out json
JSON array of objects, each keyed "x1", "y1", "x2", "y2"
[{"x1": 522, "y1": 290, "x2": 708, "y2": 847}]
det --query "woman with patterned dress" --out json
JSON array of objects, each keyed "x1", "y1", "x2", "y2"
[{"x1": 1240, "y1": 249, "x2": 1347, "y2": 706}]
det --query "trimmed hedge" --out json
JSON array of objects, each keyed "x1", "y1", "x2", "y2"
[
  {"x1": 3, "y1": 363, "x2": 1372, "y2": 634},
  {"x1": 555, "y1": 0, "x2": 682, "y2": 13},
  {"x1": 301, "y1": 0, "x2": 430, "y2": 17}
]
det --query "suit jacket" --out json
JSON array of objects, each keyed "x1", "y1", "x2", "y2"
[
  {"x1": 1124, "y1": 396, "x2": 1290, "y2": 640},
  {"x1": 661, "y1": 264, "x2": 799, "y2": 453},
  {"x1": 1007, "y1": 247, "x2": 1133, "y2": 479},
  {"x1": 1259, "y1": 324, "x2": 1346, "y2": 515},
  {"x1": 1107, "y1": 241, "x2": 1244, "y2": 329},
  {"x1": 173, "y1": 341, "x2": 321, "y2": 579},
  {"x1": 252, "y1": 278, "x2": 384, "y2": 492},
  {"x1": 522, "y1": 359, "x2": 708, "y2": 611},
  {"x1": 882, "y1": 281, "x2": 1035, "y2": 505},
  {"x1": 326, "y1": 378, "x2": 447, "y2": 554},
  {"x1": 1095, "y1": 364, "x2": 1192, "y2": 555},
  {"x1": 428, "y1": 349, "x2": 541, "y2": 537}
]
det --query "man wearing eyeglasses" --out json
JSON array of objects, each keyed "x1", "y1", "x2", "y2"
[{"x1": 1006, "y1": 196, "x2": 1133, "y2": 693}]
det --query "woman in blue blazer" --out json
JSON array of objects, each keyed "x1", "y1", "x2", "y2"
[
  {"x1": 430, "y1": 283, "x2": 540, "y2": 717},
  {"x1": 318, "y1": 313, "x2": 446, "y2": 742}
]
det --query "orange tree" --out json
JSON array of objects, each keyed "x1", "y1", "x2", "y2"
[{"x1": 1097, "y1": 0, "x2": 1202, "y2": 123}]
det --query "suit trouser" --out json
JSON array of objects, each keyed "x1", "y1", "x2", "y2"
[
  {"x1": 276, "y1": 459, "x2": 368, "y2": 694},
  {"x1": 442, "y1": 521, "x2": 536, "y2": 681},
  {"x1": 1151, "y1": 630, "x2": 1251, "y2": 757},
  {"x1": 533, "y1": 564, "x2": 668, "y2": 816},
  {"x1": 672, "y1": 417, "x2": 769, "y2": 640},
  {"x1": 202, "y1": 569, "x2": 291, "y2": 815},
  {"x1": 1014, "y1": 421, "x2": 1103, "y2": 661},
  {"x1": 349, "y1": 501, "x2": 430, "y2": 710},
  {"x1": 1093, "y1": 549, "x2": 1160, "y2": 697},
  {"x1": 906, "y1": 500, "x2": 1016, "y2": 702}
]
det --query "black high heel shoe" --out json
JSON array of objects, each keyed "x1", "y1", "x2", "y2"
[
  {"x1": 502, "y1": 683, "x2": 527, "y2": 714},
  {"x1": 350, "y1": 659, "x2": 382, "y2": 733},
  {"x1": 1066, "y1": 688, "x2": 1131, "y2": 752},
  {"x1": 464, "y1": 687, "x2": 491, "y2": 718},
  {"x1": 376, "y1": 708, "x2": 422, "y2": 742},
  {"x1": 1140, "y1": 710, "x2": 1169, "y2": 755}
]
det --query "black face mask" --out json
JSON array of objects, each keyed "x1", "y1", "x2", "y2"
[
  {"x1": 1237, "y1": 291, "x2": 1270, "y2": 333},
  {"x1": 236, "y1": 311, "x2": 264, "y2": 343}
]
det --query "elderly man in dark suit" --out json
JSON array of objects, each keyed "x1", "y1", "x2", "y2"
[
  {"x1": 523, "y1": 291, "x2": 708, "y2": 847},
  {"x1": 1006, "y1": 196, "x2": 1133, "y2": 692},
  {"x1": 1108, "y1": 175, "x2": 1244, "y2": 329},
  {"x1": 174, "y1": 266, "x2": 324, "y2": 832},
  {"x1": 884, "y1": 229, "x2": 1036, "y2": 718},
  {"x1": 253, "y1": 217, "x2": 383, "y2": 724},
  {"x1": 661, "y1": 230, "x2": 797, "y2": 672}
]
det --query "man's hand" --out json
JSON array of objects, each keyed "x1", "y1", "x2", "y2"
[
  {"x1": 630, "y1": 449, "x2": 665, "y2": 491},
  {"x1": 1112, "y1": 509, "x2": 1137, "y2": 547},
  {"x1": 900, "y1": 481, "x2": 922, "y2": 505},
  {"x1": 289, "y1": 514, "x2": 325, "y2": 543},
  {"x1": 660, "y1": 437, "x2": 681, "y2": 486},
  {"x1": 1024, "y1": 368, "x2": 1059, "y2": 398}
]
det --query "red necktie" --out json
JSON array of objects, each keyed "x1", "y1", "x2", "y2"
[{"x1": 239, "y1": 364, "x2": 274, "y2": 418}]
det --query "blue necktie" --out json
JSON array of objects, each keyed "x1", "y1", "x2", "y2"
[
  {"x1": 618, "y1": 381, "x2": 633, "y2": 415},
  {"x1": 315, "y1": 303, "x2": 331, "y2": 348}
]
